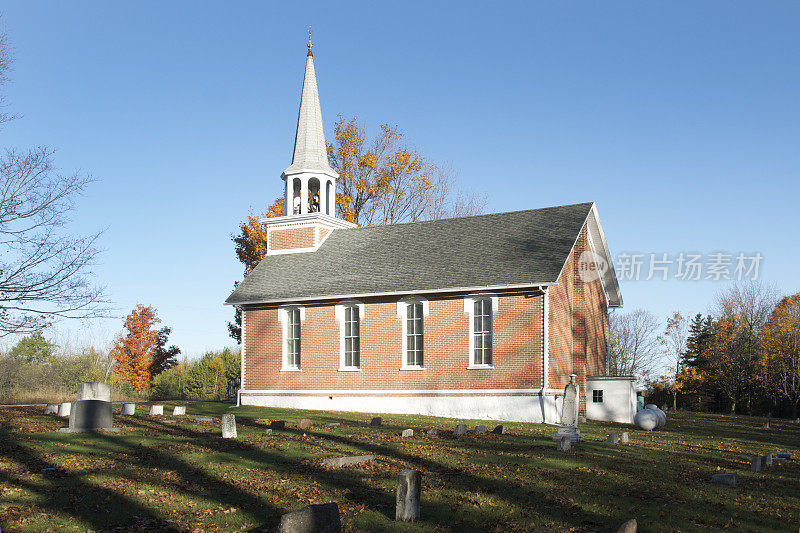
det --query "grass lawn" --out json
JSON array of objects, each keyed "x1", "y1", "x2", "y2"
[{"x1": 0, "y1": 403, "x2": 797, "y2": 532}]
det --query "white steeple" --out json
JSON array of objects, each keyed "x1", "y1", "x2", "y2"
[{"x1": 281, "y1": 33, "x2": 338, "y2": 217}]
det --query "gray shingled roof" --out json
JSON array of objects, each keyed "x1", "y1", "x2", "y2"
[{"x1": 226, "y1": 202, "x2": 598, "y2": 306}]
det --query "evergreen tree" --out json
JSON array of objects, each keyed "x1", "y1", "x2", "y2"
[
  {"x1": 9, "y1": 331, "x2": 56, "y2": 364},
  {"x1": 682, "y1": 314, "x2": 715, "y2": 370}
]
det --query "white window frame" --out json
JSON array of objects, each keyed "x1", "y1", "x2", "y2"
[
  {"x1": 277, "y1": 305, "x2": 305, "y2": 371},
  {"x1": 464, "y1": 293, "x2": 499, "y2": 369},
  {"x1": 334, "y1": 300, "x2": 364, "y2": 371},
  {"x1": 397, "y1": 297, "x2": 429, "y2": 370}
]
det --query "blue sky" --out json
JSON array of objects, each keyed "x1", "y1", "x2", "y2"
[{"x1": 1, "y1": 2, "x2": 798, "y2": 356}]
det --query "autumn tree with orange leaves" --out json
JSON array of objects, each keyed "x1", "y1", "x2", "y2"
[
  {"x1": 228, "y1": 115, "x2": 485, "y2": 341},
  {"x1": 759, "y1": 292, "x2": 800, "y2": 418},
  {"x1": 112, "y1": 304, "x2": 161, "y2": 390}
]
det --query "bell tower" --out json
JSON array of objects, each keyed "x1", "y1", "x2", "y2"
[{"x1": 262, "y1": 35, "x2": 355, "y2": 256}]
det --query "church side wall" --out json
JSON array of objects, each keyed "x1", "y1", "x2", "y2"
[
  {"x1": 548, "y1": 223, "x2": 609, "y2": 414},
  {"x1": 241, "y1": 291, "x2": 548, "y2": 422}
]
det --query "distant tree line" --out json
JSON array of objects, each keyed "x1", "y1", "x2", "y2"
[{"x1": 610, "y1": 282, "x2": 800, "y2": 419}]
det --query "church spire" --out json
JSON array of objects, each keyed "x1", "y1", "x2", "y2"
[
  {"x1": 283, "y1": 32, "x2": 335, "y2": 177},
  {"x1": 282, "y1": 36, "x2": 338, "y2": 217}
]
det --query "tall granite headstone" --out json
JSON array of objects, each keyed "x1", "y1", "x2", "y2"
[
  {"x1": 552, "y1": 374, "x2": 581, "y2": 442},
  {"x1": 396, "y1": 469, "x2": 422, "y2": 522},
  {"x1": 61, "y1": 400, "x2": 114, "y2": 432}
]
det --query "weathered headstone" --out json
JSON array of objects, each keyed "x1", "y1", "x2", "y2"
[
  {"x1": 297, "y1": 419, "x2": 312, "y2": 430},
  {"x1": 325, "y1": 422, "x2": 341, "y2": 428},
  {"x1": 172, "y1": 406, "x2": 186, "y2": 416},
  {"x1": 492, "y1": 425, "x2": 506, "y2": 434},
  {"x1": 264, "y1": 428, "x2": 273, "y2": 436},
  {"x1": 149, "y1": 405, "x2": 164, "y2": 416},
  {"x1": 44, "y1": 403, "x2": 58, "y2": 415},
  {"x1": 764, "y1": 453, "x2": 773, "y2": 466},
  {"x1": 620, "y1": 432, "x2": 629, "y2": 443},
  {"x1": 57, "y1": 402, "x2": 71, "y2": 417},
  {"x1": 270, "y1": 420, "x2": 286, "y2": 429},
  {"x1": 370, "y1": 417, "x2": 382, "y2": 426},
  {"x1": 711, "y1": 472, "x2": 738, "y2": 486},
  {"x1": 616, "y1": 518, "x2": 637, "y2": 533},
  {"x1": 606, "y1": 433, "x2": 620, "y2": 444},
  {"x1": 321, "y1": 455, "x2": 375, "y2": 468},
  {"x1": 396, "y1": 469, "x2": 422, "y2": 522},
  {"x1": 776, "y1": 453, "x2": 791, "y2": 460},
  {"x1": 401, "y1": 428, "x2": 414, "y2": 437},
  {"x1": 61, "y1": 399, "x2": 114, "y2": 432},
  {"x1": 194, "y1": 417, "x2": 212, "y2": 422},
  {"x1": 221, "y1": 413, "x2": 237, "y2": 438},
  {"x1": 278, "y1": 502, "x2": 341, "y2": 533},
  {"x1": 750, "y1": 455, "x2": 762, "y2": 472},
  {"x1": 472, "y1": 425, "x2": 486, "y2": 435},
  {"x1": 121, "y1": 403, "x2": 136, "y2": 416},
  {"x1": 453, "y1": 424, "x2": 467, "y2": 435},
  {"x1": 425, "y1": 428, "x2": 438, "y2": 436},
  {"x1": 557, "y1": 436, "x2": 571, "y2": 451},
  {"x1": 77, "y1": 382, "x2": 111, "y2": 402},
  {"x1": 552, "y1": 374, "x2": 581, "y2": 442}
]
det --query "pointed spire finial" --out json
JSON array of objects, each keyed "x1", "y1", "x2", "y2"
[{"x1": 307, "y1": 26, "x2": 313, "y2": 56}]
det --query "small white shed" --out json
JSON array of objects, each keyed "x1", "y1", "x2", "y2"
[{"x1": 585, "y1": 376, "x2": 638, "y2": 424}]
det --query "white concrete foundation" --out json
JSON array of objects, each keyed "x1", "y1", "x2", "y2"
[{"x1": 239, "y1": 392, "x2": 560, "y2": 423}]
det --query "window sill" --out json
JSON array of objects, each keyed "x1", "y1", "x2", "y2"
[
  {"x1": 400, "y1": 366, "x2": 425, "y2": 371},
  {"x1": 280, "y1": 368, "x2": 302, "y2": 372},
  {"x1": 338, "y1": 367, "x2": 361, "y2": 372},
  {"x1": 467, "y1": 364, "x2": 494, "y2": 370}
]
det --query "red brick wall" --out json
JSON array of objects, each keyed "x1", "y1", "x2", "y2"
[
  {"x1": 243, "y1": 291, "x2": 544, "y2": 392},
  {"x1": 548, "y1": 223, "x2": 609, "y2": 411},
  {"x1": 269, "y1": 227, "x2": 316, "y2": 250}
]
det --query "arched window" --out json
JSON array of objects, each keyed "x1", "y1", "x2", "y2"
[
  {"x1": 464, "y1": 294, "x2": 498, "y2": 368},
  {"x1": 292, "y1": 178, "x2": 302, "y2": 215},
  {"x1": 308, "y1": 178, "x2": 320, "y2": 213}
]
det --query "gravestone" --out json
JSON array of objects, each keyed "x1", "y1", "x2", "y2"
[
  {"x1": 453, "y1": 424, "x2": 467, "y2": 435},
  {"x1": 620, "y1": 432, "x2": 629, "y2": 443},
  {"x1": 44, "y1": 403, "x2": 58, "y2": 415},
  {"x1": 711, "y1": 472, "x2": 738, "y2": 486},
  {"x1": 194, "y1": 417, "x2": 212, "y2": 422},
  {"x1": 121, "y1": 403, "x2": 136, "y2": 416},
  {"x1": 221, "y1": 413, "x2": 237, "y2": 438},
  {"x1": 425, "y1": 428, "x2": 438, "y2": 436},
  {"x1": 396, "y1": 469, "x2": 422, "y2": 522},
  {"x1": 321, "y1": 455, "x2": 375, "y2": 468},
  {"x1": 264, "y1": 428, "x2": 273, "y2": 436},
  {"x1": 472, "y1": 425, "x2": 486, "y2": 435},
  {"x1": 776, "y1": 453, "x2": 791, "y2": 460},
  {"x1": 370, "y1": 417, "x2": 382, "y2": 426},
  {"x1": 278, "y1": 502, "x2": 341, "y2": 533},
  {"x1": 270, "y1": 420, "x2": 286, "y2": 429},
  {"x1": 77, "y1": 382, "x2": 111, "y2": 402},
  {"x1": 297, "y1": 419, "x2": 312, "y2": 430},
  {"x1": 325, "y1": 422, "x2": 341, "y2": 428},
  {"x1": 557, "y1": 436, "x2": 571, "y2": 451},
  {"x1": 606, "y1": 433, "x2": 620, "y2": 444},
  {"x1": 61, "y1": 399, "x2": 114, "y2": 432},
  {"x1": 616, "y1": 518, "x2": 637, "y2": 533},
  {"x1": 172, "y1": 406, "x2": 186, "y2": 416},
  {"x1": 764, "y1": 453, "x2": 773, "y2": 466},
  {"x1": 149, "y1": 405, "x2": 164, "y2": 416},
  {"x1": 401, "y1": 429, "x2": 414, "y2": 437},
  {"x1": 750, "y1": 456, "x2": 762, "y2": 472},
  {"x1": 552, "y1": 374, "x2": 581, "y2": 442},
  {"x1": 57, "y1": 402, "x2": 71, "y2": 418},
  {"x1": 492, "y1": 425, "x2": 506, "y2": 434}
]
